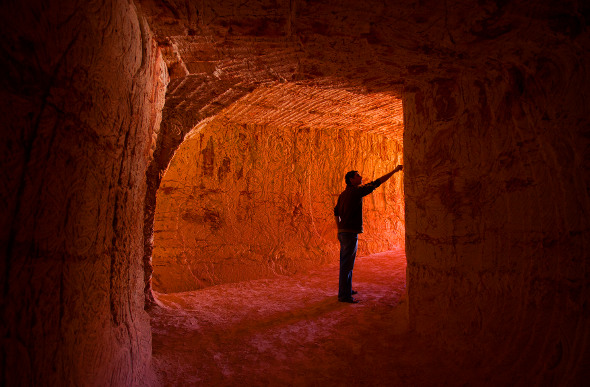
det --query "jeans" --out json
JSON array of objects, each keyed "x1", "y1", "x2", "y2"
[{"x1": 338, "y1": 232, "x2": 358, "y2": 300}]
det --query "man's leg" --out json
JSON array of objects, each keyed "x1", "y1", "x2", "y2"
[{"x1": 338, "y1": 232, "x2": 358, "y2": 300}]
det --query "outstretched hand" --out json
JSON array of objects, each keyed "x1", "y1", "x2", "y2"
[{"x1": 378, "y1": 165, "x2": 403, "y2": 184}]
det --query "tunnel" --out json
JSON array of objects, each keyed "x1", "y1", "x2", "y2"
[
  {"x1": 1, "y1": 0, "x2": 589, "y2": 386},
  {"x1": 151, "y1": 84, "x2": 405, "y2": 293}
]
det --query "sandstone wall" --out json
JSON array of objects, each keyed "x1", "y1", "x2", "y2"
[
  {"x1": 153, "y1": 119, "x2": 404, "y2": 292},
  {"x1": 0, "y1": 1, "x2": 167, "y2": 385},
  {"x1": 1, "y1": 0, "x2": 588, "y2": 385},
  {"x1": 404, "y1": 51, "x2": 590, "y2": 382}
]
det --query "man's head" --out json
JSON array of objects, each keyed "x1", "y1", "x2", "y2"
[{"x1": 345, "y1": 170, "x2": 362, "y2": 186}]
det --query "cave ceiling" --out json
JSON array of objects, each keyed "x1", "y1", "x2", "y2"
[{"x1": 137, "y1": 0, "x2": 584, "y2": 137}]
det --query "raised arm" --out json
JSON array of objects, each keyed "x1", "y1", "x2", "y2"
[{"x1": 377, "y1": 165, "x2": 403, "y2": 184}]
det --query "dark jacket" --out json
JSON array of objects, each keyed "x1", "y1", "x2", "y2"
[{"x1": 334, "y1": 179, "x2": 381, "y2": 233}]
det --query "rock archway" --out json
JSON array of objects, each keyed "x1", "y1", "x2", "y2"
[{"x1": 151, "y1": 82, "x2": 405, "y2": 292}]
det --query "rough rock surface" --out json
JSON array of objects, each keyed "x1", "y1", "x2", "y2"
[
  {"x1": 404, "y1": 64, "x2": 590, "y2": 380},
  {"x1": 0, "y1": 0, "x2": 167, "y2": 385},
  {"x1": 153, "y1": 101, "x2": 404, "y2": 291},
  {"x1": 1, "y1": 0, "x2": 589, "y2": 385}
]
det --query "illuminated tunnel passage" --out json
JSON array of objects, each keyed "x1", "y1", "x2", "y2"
[
  {"x1": 149, "y1": 108, "x2": 410, "y2": 384},
  {"x1": 152, "y1": 85, "x2": 405, "y2": 294},
  {"x1": 149, "y1": 87, "x2": 409, "y2": 384}
]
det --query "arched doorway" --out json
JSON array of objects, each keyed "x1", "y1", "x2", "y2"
[{"x1": 150, "y1": 83, "x2": 405, "y2": 294}]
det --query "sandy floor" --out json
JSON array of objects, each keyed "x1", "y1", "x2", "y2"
[{"x1": 149, "y1": 248, "x2": 462, "y2": 386}]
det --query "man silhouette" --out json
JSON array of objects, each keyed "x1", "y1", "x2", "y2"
[{"x1": 334, "y1": 165, "x2": 403, "y2": 303}]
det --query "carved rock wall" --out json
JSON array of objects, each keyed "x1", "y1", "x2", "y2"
[
  {"x1": 153, "y1": 118, "x2": 404, "y2": 292},
  {"x1": 404, "y1": 51, "x2": 590, "y2": 382},
  {"x1": 1, "y1": 0, "x2": 589, "y2": 385},
  {"x1": 0, "y1": 0, "x2": 167, "y2": 385}
]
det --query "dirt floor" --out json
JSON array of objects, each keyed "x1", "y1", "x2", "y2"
[{"x1": 149, "y1": 248, "x2": 467, "y2": 386}]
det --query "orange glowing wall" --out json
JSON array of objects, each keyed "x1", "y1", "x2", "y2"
[{"x1": 153, "y1": 119, "x2": 404, "y2": 292}]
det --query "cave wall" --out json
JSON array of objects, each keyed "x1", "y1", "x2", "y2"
[
  {"x1": 153, "y1": 118, "x2": 404, "y2": 292},
  {"x1": 0, "y1": 0, "x2": 167, "y2": 385},
  {"x1": 0, "y1": 0, "x2": 588, "y2": 384},
  {"x1": 404, "y1": 51, "x2": 590, "y2": 382}
]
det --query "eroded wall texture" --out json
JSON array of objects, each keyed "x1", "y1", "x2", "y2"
[
  {"x1": 405, "y1": 58, "x2": 590, "y2": 382},
  {"x1": 153, "y1": 118, "x2": 404, "y2": 292},
  {"x1": 0, "y1": 0, "x2": 167, "y2": 385}
]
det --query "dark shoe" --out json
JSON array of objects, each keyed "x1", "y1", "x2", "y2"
[
  {"x1": 338, "y1": 297, "x2": 359, "y2": 304},
  {"x1": 351, "y1": 290, "x2": 358, "y2": 295}
]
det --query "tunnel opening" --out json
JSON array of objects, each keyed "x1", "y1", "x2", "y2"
[
  {"x1": 150, "y1": 83, "x2": 405, "y2": 295},
  {"x1": 148, "y1": 83, "x2": 409, "y2": 383}
]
